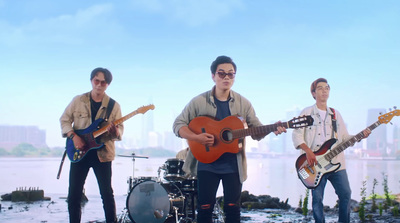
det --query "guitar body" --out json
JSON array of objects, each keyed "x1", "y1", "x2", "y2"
[
  {"x1": 188, "y1": 116, "x2": 246, "y2": 164},
  {"x1": 66, "y1": 118, "x2": 105, "y2": 163},
  {"x1": 295, "y1": 138, "x2": 340, "y2": 189}
]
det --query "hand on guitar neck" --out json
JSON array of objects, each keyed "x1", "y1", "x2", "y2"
[
  {"x1": 299, "y1": 128, "x2": 372, "y2": 167},
  {"x1": 106, "y1": 122, "x2": 120, "y2": 139}
]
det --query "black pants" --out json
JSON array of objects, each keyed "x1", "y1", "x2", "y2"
[
  {"x1": 68, "y1": 150, "x2": 116, "y2": 223},
  {"x1": 196, "y1": 171, "x2": 242, "y2": 223}
]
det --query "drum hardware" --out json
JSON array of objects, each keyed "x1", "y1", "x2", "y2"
[
  {"x1": 117, "y1": 152, "x2": 149, "y2": 223},
  {"x1": 126, "y1": 180, "x2": 185, "y2": 223},
  {"x1": 117, "y1": 156, "x2": 203, "y2": 223},
  {"x1": 118, "y1": 152, "x2": 149, "y2": 193}
]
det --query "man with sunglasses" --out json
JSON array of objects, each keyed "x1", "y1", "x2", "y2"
[
  {"x1": 60, "y1": 67, "x2": 123, "y2": 223},
  {"x1": 173, "y1": 55, "x2": 286, "y2": 223}
]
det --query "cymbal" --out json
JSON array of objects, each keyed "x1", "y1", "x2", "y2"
[{"x1": 118, "y1": 154, "x2": 149, "y2": 159}]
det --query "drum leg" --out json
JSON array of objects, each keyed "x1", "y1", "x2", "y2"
[
  {"x1": 117, "y1": 208, "x2": 129, "y2": 223},
  {"x1": 212, "y1": 198, "x2": 225, "y2": 223}
]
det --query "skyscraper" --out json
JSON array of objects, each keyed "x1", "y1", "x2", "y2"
[{"x1": 366, "y1": 108, "x2": 387, "y2": 156}]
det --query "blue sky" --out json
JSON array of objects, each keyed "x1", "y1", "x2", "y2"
[{"x1": 1, "y1": 0, "x2": 399, "y2": 147}]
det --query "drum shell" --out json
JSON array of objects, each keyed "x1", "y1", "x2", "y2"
[
  {"x1": 180, "y1": 178, "x2": 198, "y2": 192},
  {"x1": 126, "y1": 180, "x2": 184, "y2": 223},
  {"x1": 163, "y1": 158, "x2": 185, "y2": 181}
]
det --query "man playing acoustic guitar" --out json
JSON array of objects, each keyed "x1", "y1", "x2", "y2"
[
  {"x1": 173, "y1": 55, "x2": 286, "y2": 223},
  {"x1": 292, "y1": 78, "x2": 371, "y2": 223},
  {"x1": 60, "y1": 67, "x2": 123, "y2": 223}
]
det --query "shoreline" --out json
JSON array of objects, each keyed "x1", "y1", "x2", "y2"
[{"x1": 1, "y1": 193, "x2": 400, "y2": 223}]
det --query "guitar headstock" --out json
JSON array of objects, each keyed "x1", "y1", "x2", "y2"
[
  {"x1": 378, "y1": 109, "x2": 400, "y2": 124},
  {"x1": 288, "y1": 115, "x2": 314, "y2": 129},
  {"x1": 137, "y1": 104, "x2": 155, "y2": 114}
]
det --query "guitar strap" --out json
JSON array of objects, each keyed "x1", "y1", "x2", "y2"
[
  {"x1": 330, "y1": 107, "x2": 338, "y2": 139},
  {"x1": 104, "y1": 98, "x2": 115, "y2": 122}
]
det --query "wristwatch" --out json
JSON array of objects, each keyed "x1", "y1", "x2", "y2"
[{"x1": 69, "y1": 133, "x2": 75, "y2": 140}]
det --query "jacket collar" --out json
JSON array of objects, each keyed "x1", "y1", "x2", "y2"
[{"x1": 209, "y1": 85, "x2": 235, "y2": 107}]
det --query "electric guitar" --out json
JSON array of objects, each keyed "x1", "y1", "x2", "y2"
[
  {"x1": 66, "y1": 104, "x2": 155, "y2": 162},
  {"x1": 296, "y1": 109, "x2": 399, "y2": 189},
  {"x1": 188, "y1": 115, "x2": 314, "y2": 163}
]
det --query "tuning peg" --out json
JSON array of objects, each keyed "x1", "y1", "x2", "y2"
[
  {"x1": 389, "y1": 108, "x2": 392, "y2": 111},
  {"x1": 379, "y1": 112, "x2": 382, "y2": 115},
  {"x1": 394, "y1": 106, "x2": 397, "y2": 110}
]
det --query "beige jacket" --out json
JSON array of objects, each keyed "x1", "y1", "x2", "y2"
[
  {"x1": 173, "y1": 86, "x2": 264, "y2": 183},
  {"x1": 60, "y1": 92, "x2": 123, "y2": 162}
]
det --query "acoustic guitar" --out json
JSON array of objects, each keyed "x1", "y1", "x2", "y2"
[{"x1": 188, "y1": 115, "x2": 314, "y2": 163}]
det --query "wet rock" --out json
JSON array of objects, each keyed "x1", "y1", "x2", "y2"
[
  {"x1": 1, "y1": 188, "x2": 50, "y2": 202},
  {"x1": 240, "y1": 190, "x2": 291, "y2": 210}
]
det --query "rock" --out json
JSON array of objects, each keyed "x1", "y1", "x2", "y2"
[
  {"x1": 11, "y1": 190, "x2": 45, "y2": 202},
  {"x1": 1, "y1": 188, "x2": 51, "y2": 202},
  {"x1": 239, "y1": 191, "x2": 291, "y2": 210}
]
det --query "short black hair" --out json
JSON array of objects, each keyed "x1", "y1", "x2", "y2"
[
  {"x1": 210, "y1": 55, "x2": 237, "y2": 74},
  {"x1": 90, "y1": 67, "x2": 113, "y2": 84}
]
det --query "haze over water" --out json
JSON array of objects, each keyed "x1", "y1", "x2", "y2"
[{"x1": 1, "y1": 156, "x2": 399, "y2": 209}]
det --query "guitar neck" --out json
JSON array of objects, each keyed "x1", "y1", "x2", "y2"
[
  {"x1": 93, "y1": 110, "x2": 140, "y2": 138},
  {"x1": 324, "y1": 120, "x2": 381, "y2": 161},
  {"x1": 232, "y1": 122, "x2": 290, "y2": 139}
]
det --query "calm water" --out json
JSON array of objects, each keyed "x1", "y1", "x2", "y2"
[{"x1": 1, "y1": 156, "x2": 399, "y2": 209}]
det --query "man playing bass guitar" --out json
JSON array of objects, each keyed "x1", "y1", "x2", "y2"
[
  {"x1": 292, "y1": 78, "x2": 370, "y2": 223},
  {"x1": 60, "y1": 67, "x2": 123, "y2": 223}
]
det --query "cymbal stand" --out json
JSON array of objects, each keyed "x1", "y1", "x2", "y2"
[
  {"x1": 116, "y1": 152, "x2": 149, "y2": 223},
  {"x1": 118, "y1": 152, "x2": 149, "y2": 192}
]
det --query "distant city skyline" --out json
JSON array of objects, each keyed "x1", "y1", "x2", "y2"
[{"x1": 2, "y1": 107, "x2": 399, "y2": 159}]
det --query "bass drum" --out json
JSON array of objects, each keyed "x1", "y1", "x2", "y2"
[{"x1": 127, "y1": 180, "x2": 184, "y2": 223}]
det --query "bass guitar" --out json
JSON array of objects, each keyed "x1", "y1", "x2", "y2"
[
  {"x1": 66, "y1": 104, "x2": 155, "y2": 162},
  {"x1": 188, "y1": 115, "x2": 314, "y2": 163},
  {"x1": 296, "y1": 109, "x2": 399, "y2": 189}
]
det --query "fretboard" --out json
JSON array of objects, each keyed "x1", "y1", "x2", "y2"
[
  {"x1": 93, "y1": 110, "x2": 140, "y2": 138},
  {"x1": 324, "y1": 120, "x2": 381, "y2": 161},
  {"x1": 231, "y1": 122, "x2": 289, "y2": 139}
]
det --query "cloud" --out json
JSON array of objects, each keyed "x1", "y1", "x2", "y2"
[
  {"x1": 0, "y1": 3, "x2": 118, "y2": 47},
  {"x1": 130, "y1": 0, "x2": 244, "y2": 26}
]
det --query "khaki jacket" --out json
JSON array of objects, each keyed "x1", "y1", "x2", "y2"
[
  {"x1": 60, "y1": 92, "x2": 123, "y2": 162},
  {"x1": 173, "y1": 86, "x2": 264, "y2": 183}
]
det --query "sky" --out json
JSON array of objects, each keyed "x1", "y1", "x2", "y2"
[{"x1": 0, "y1": 0, "x2": 399, "y2": 148}]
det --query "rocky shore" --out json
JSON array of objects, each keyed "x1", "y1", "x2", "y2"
[
  {"x1": 1, "y1": 191, "x2": 400, "y2": 222},
  {"x1": 238, "y1": 190, "x2": 400, "y2": 223}
]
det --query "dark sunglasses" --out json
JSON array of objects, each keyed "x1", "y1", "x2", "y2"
[
  {"x1": 94, "y1": 79, "x2": 108, "y2": 86},
  {"x1": 216, "y1": 71, "x2": 235, "y2": 79}
]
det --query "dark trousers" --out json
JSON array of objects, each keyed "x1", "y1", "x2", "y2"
[
  {"x1": 196, "y1": 171, "x2": 242, "y2": 223},
  {"x1": 68, "y1": 150, "x2": 116, "y2": 223}
]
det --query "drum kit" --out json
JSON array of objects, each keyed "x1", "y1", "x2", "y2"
[{"x1": 117, "y1": 154, "x2": 200, "y2": 223}]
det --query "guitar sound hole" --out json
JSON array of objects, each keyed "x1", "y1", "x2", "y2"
[{"x1": 221, "y1": 130, "x2": 233, "y2": 142}]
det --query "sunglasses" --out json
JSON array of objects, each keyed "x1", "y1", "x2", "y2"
[
  {"x1": 216, "y1": 71, "x2": 235, "y2": 79},
  {"x1": 93, "y1": 79, "x2": 108, "y2": 86}
]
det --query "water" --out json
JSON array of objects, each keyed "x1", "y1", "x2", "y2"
[{"x1": 1, "y1": 156, "x2": 399, "y2": 208}]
